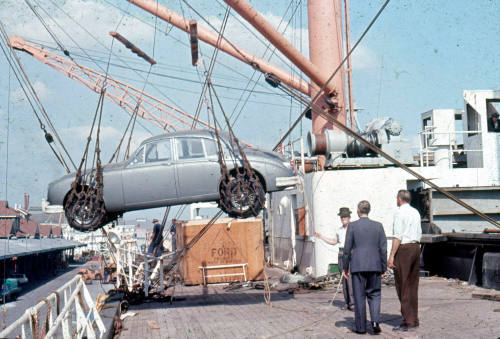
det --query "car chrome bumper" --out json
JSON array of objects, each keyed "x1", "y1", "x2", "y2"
[
  {"x1": 42, "y1": 199, "x2": 64, "y2": 213},
  {"x1": 276, "y1": 176, "x2": 301, "y2": 188}
]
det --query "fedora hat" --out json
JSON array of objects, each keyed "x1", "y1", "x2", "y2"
[{"x1": 337, "y1": 207, "x2": 352, "y2": 217}]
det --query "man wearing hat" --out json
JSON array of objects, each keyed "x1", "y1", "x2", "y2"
[
  {"x1": 148, "y1": 218, "x2": 163, "y2": 256},
  {"x1": 488, "y1": 112, "x2": 500, "y2": 132},
  {"x1": 315, "y1": 207, "x2": 354, "y2": 311}
]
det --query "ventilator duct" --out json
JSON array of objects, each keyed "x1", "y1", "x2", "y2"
[
  {"x1": 308, "y1": 129, "x2": 380, "y2": 157},
  {"x1": 307, "y1": 117, "x2": 415, "y2": 167}
]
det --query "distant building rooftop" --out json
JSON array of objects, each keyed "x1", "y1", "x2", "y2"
[
  {"x1": 0, "y1": 201, "x2": 17, "y2": 216},
  {"x1": 0, "y1": 238, "x2": 83, "y2": 260}
]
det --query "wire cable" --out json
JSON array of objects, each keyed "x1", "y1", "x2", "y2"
[
  {"x1": 273, "y1": 0, "x2": 392, "y2": 151},
  {"x1": 192, "y1": 5, "x2": 231, "y2": 129},
  {"x1": 4, "y1": 67, "x2": 10, "y2": 201},
  {"x1": 0, "y1": 22, "x2": 75, "y2": 172},
  {"x1": 230, "y1": 0, "x2": 303, "y2": 127},
  {"x1": 46, "y1": 0, "x2": 184, "y2": 114}
]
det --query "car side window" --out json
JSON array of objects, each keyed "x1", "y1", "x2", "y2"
[
  {"x1": 204, "y1": 138, "x2": 218, "y2": 157},
  {"x1": 130, "y1": 146, "x2": 144, "y2": 165},
  {"x1": 146, "y1": 139, "x2": 172, "y2": 163},
  {"x1": 176, "y1": 138, "x2": 205, "y2": 160}
]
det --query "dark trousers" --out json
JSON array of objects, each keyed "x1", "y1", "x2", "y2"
[
  {"x1": 171, "y1": 236, "x2": 177, "y2": 252},
  {"x1": 352, "y1": 272, "x2": 381, "y2": 332},
  {"x1": 394, "y1": 243, "x2": 420, "y2": 326},
  {"x1": 338, "y1": 251, "x2": 354, "y2": 307}
]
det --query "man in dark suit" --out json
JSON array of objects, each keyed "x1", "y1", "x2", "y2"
[{"x1": 343, "y1": 200, "x2": 387, "y2": 335}]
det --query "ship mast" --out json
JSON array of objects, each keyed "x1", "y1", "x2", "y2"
[{"x1": 308, "y1": 0, "x2": 346, "y2": 134}]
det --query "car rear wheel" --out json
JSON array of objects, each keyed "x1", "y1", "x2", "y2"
[{"x1": 219, "y1": 170, "x2": 265, "y2": 218}]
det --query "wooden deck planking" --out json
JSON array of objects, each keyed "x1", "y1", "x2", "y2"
[{"x1": 119, "y1": 278, "x2": 500, "y2": 338}]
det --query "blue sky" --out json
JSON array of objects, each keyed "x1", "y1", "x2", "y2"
[{"x1": 0, "y1": 0, "x2": 499, "y2": 222}]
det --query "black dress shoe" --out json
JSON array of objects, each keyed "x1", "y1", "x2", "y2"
[
  {"x1": 352, "y1": 329, "x2": 366, "y2": 335},
  {"x1": 371, "y1": 322, "x2": 381, "y2": 334}
]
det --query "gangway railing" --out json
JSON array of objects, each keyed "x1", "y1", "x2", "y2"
[
  {"x1": 0, "y1": 274, "x2": 105, "y2": 339},
  {"x1": 418, "y1": 127, "x2": 483, "y2": 168}
]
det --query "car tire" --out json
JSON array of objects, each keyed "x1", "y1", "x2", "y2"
[
  {"x1": 220, "y1": 171, "x2": 265, "y2": 218},
  {"x1": 65, "y1": 191, "x2": 108, "y2": 232}
]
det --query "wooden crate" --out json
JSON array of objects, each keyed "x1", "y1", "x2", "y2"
[{"x1": 176, "y1": 217, "x2": 264, "y2": 285}]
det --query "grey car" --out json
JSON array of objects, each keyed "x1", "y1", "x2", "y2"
[{"x1": 47, "y1": 129, "x2": 293, "y2": 231}]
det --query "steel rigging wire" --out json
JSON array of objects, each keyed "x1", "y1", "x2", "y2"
[
  {"x1": 179, "y1": 0, "x2": 307, "y2": 132},
  {"x1": 103, "y1": 0, "x2": 283, "y2": 97},
  {"x1": 45, "y1": 0, "x2": 183, "y2": 118},
  {"x1": 17, "y1": 42, "x2": 288, "y2": 97},
  {"x1": 30, "y1": 0, "x2": 156, "y2": 137},
  {"x1": 107, "y1": 8, "x2": 158, "y2": 161},
  {"x1": 191, "y1": 4, "x2": 231, "y2": 129},
  {"x1": 24, "y1": 0, "x2": 156, "y2": 157},
  {"x1": 0, "y1": 22, "x2": 75, "y2": 172},
  {"x1": 48, "y1": 0, "x2": 286, "y2": 115},
  {"x1": 210, "y1": 0, "x2": 295, "y2": 122},
  {"x1": 228, "y1": 0, "x2": 302, "y2": 127},
  {"x1": 273, "y1": 0, "x2": 392, "y2": 151},
  {"x1": 2, "y1": 68, "x2": 11, "y2": 331}
]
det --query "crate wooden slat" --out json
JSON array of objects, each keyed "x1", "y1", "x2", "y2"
[{"x1": 176, "y1": 217, "x2": 264, "y2": 285}]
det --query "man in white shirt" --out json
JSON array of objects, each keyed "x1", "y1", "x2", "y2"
[
  {"x1": 315, "y1": 207, "x2": 354, "y2": 311},
  {"x1": 388, "y1": 190, "x2": 422, "y2": 331}
]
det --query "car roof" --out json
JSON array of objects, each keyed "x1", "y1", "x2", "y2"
[{"x1": 139, "y1": 129, "x2": 227, "y2": 146}]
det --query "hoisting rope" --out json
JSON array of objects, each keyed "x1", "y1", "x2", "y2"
[
  {"x1": 108, "y1": 102, "x2": 139, "y2": 163},
  {"x1": 108, "y1": 30, "x2": 156, "y2": 162},
  {"x1": 124, "y1": 104, "x2": 139, "y2": 161},
  {"x1": 207, "y1": 80, "x2": 265, "y2": 218},
  {"x1": 184, "y1": 3, "x2": 265, "y2": 218},
  {"x1": 64, "y1": 90, "x2": 107, "y2": 231},
  {"x1": 191, "y1": 5, "x2": 230, "y2": 129}
]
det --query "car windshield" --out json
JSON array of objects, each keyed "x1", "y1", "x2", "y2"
[{"x1": 130, "y1": 146, "x2": 144, "y2": 165}]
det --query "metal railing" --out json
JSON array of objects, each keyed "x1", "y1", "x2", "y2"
[
  {"x1": 0, "y1": 274, "x2": 106, "y2": 339},
  {"x1": 112, "y1": 240, "x2": 174, "y2": 296},
  {"x1": 418, "y1": 127, "x2": 483, "y2": 168}
]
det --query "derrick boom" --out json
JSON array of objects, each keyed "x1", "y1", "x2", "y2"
[{"x1": 8, "y1": 35, "x2": 212, "y2": 132}]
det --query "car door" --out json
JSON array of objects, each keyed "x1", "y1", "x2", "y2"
[
  {"x1": 174, "y1": 136, "x2": 221, "y2": 201},
  {"x1": 121, "y1": 139, "x2": 178, "y2": 209}
]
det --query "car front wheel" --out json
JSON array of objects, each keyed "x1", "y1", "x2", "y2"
[{"x1": 65, "y1": 192, "x2": 108, "y2": 232}]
